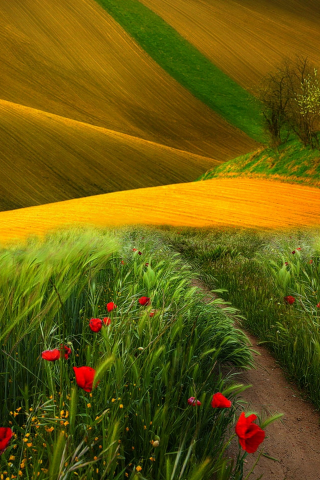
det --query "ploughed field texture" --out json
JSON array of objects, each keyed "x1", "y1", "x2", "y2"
[
  {"x1": 1, "y1": 178, "x2": 320, "y2": 247},
  {"x1": 0, "y1": 100, "x2": 221, "y2": 211},
  {"x1": 0, "y1": 0, "x2": 258, "y2": 211},
  {"x1": 139, "y1": 0, "x2": 320, "y2": 89}
]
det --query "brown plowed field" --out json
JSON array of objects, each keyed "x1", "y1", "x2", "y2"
[
  {"x1": 0, "y1": 0, "x2": 257, "y2": 160},
  {"x1": 1, "y1": 178, "x2": 320, "y2": 247},
  {"x1": 140, "y1": 0, "x2": 320, "y2": 89},
  {"x1": 0, "y1": 99, "x2": 222, "y2": 211}
]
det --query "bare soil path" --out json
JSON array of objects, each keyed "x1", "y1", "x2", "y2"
[{"x1": 192, "y1": 279, "x2": 320, "y2": 480}]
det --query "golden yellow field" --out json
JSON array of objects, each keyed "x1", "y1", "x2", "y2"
[
  {"x1": 0, "y1": 99, "x2": 223, "y2": 211},
  {"x1": 0, "y1": 0, "x2": 257, "y2": 212},
  {"x1": 2, "y1": 178, "x2": 320, "y2": 247},
  {"x1": 140, "y1": 0, "x2": 320, "y2": 89}
]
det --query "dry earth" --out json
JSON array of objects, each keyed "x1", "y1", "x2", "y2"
[
  {"x1": 0, "y1": 0, "x2": 257, "y2": 211},
  {"x1": 140, "y1": 0, "x2": 320, "y2": 89},
  {"x1": 1, "y1": 177, "x2": 320, "y2": 247},
  {"x1": 192, "y1": 279, "x2": 320, "y2": 480}
]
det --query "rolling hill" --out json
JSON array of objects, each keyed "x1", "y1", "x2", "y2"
[
  {"x1": 139, "y1": 0, "x2": 320, "y2": 89},
  {"x1": 1, "y1": 178, "x2": 320, "y2": 248},
  {"x1": 0, "y1": 0, "x2": 259, "y2": 211},
  {"x1": 0, "y1": 99, "x2": 223, "y2": 211}
]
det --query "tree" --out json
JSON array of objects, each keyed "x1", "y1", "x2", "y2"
[{"x1": 255, "y1": 56, "x2": 320, "y2": 149}]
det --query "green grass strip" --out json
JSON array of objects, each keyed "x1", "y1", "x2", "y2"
[
  {"x1": 195, "y1": 138, "x2": 320, "y2": 188},
  {"x1": 95, "y1": 0, "x2": 265, "y2": 142}
]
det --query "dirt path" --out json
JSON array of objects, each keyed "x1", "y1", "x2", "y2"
[{"x1": 192, "y1": 279, "x2": 320, "y2": 480}]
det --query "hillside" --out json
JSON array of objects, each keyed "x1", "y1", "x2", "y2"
[
  {"x1": 1, "y1": 178, "x2": 320, "y2": 248},
  {"x1": 0, "y1": 99, "x2": 223, "y2": 211},
  {"x1": 197, "y1": 139, "x2": 320, "y2": 188},
  {"x1": 0, "y1": 0, "x2": 259, "y2": 212},
  {"x1": 139, "y1": 0, "x2": 320, "y2": 89}
]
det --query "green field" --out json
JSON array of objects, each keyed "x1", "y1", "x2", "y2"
[
  {"x1": 0, "y1": 225, "x2": 282, "y2": 479},
  {"x1": 159, "y1": 226, "x2": 320, "y2": 410}
]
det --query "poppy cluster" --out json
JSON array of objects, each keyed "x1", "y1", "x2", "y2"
[{"x1": 187, "y1": 393, "x2": 265, "y2": 453}]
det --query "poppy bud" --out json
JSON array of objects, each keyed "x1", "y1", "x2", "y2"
[
  {"x1": 138, "y1": 347, "x2": 144, "y2": 351},
  {"x1": 152, "y1": 440, "x2": 159, "y2": 447}
]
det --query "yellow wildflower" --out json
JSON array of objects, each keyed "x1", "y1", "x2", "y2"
[{"x1": 136, "y1": 466, "x2": 142, "y2": 472}]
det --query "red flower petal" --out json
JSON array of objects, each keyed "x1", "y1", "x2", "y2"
[
  {"x1": 284, "y1": 295, "x2": 295, "y2": 305},
  {"x1": 103, "y1": 317, "x2": 111, "y2": 326},
  {"x1": 235, "y1": 412, "x2": 265, "y2": 453},
  {"x1": 89, "y1": 318, "x2": 102, "y2": 332},
  {"x1": 106, "y1": 302, "x2": 117, "y2": 312},
  {"x1": 0, "y1": 427, "x2": 13, "y2": 454},
  {"x1": 187, "y1": 397, "x2": 201, "y2": 406},
  {"x1": 211, "y1": 392, "x2": 232, "y2": 408},
  {"x1": 41, "y1": 349, "x2": 60, "y2": 361},
  {"x1": 73, "y1": 366, "x2": 97, "y2": 393},
  {"x1": 139, "y1": 296, "x2": 150, "y2": 306}
]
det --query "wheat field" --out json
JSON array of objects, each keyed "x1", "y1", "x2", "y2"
[{"x1": 1, "y1": 178, "x2": 320, "y2": 247}]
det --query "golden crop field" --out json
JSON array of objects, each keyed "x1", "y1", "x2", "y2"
[
  {"x1": 0, "y1": 0, "x2": 257, "y2": 201},
  {"x1": 139, "y1": 0, "x2": 320, "y2": 89},
  {"x1": 2, "y1": 178, "x2": 320, "y2": 248},
  {"x1": 0, "y1": 99, "x2": 223, "y2": 211}
]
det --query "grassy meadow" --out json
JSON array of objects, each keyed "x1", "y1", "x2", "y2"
[
  {"x1": 0, "y1": 225, "x2": 283, "y2": 479},
  {"x1": 159, "y1": 226, "x2": 320, "y2": 410},
  {"x1": 197, "y1": 138, "x2": 320, "y2": 188}
]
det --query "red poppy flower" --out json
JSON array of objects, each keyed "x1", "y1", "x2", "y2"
[
  {"x1": 138, "y1": 251, "x2": 142, "y2": 255},
  {"x1": 103, "y1": 317, "x2": 111, "y2": 326},
  {"x1": 297, "y1": 247, "x2": 301, "y2": 250},
  {"x1": 211, "y1": 392, "x2": 232, "y2": 408},
  {"x1": 73, "y1": 367, "x2": 98, "y2": 393},
  {"x1": 187, "y1": 397, "x2": 201, "y2": 406},
  {"x1": 292, "y1": 250, "x2": 295, "y2": 254},
  {"x1": 235, "y1": 412, "x2": 265, "y2": 453},
  {"x1": 285, "y1": 262, "x2": 289, "y2": 266},
  {"x1": 149, "y1": 310, "x2": 156, "y2": 317},
  {"x1": 317, "y1": 303, "x2": 320, "y2": 308},
  {"x1": 284, "y1": 295, "x2": 295, "y2": 305},
  {"x1": 60, "y1": 345, "x2": 72, "y2": 359},
  {"x1": 139, "y1": 296, "x2": 150, "y2": 306},
  {"x1": 42, "y1": 349, "x2": 60, "y2": 361},
  {"x1": 121, "y1": 260, "x2": 125, "y2": 265},
  {"x1": 132, "y1": 248, "x2": 137, "y2": 252},
  {"x1": 145, "y1": 263, "x2": 149, "y2": 267},
  {"x1": 0, "y1": 427, "x2": 13, "y2": 454},
  {"x1": 89, "y1": 318, "x2": 102, "y2": 332},
  {"x1": 309, "y1": 260, "x2": 313, "y2": 264},
  {"x1": 106, "y1": 302, "x2": 117, "y2": 312}
]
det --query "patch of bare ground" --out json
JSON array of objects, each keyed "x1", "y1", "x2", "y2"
[{"x1": 191, "y1": 279, "x2": 320, "y2": 480}]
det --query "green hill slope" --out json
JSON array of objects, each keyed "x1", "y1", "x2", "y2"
[{"x1": 196, "y1": 139, "x2": 320, "y2": 188}]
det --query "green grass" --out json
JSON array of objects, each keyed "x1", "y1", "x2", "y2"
[
  {"x1": 196, "y1": 138, "x2": 320, "y2": 187},
  {"x1": 158, "y1": 226, "x2": 320, "y2": 412},
  {"x1": 94, "y1": 0, "x2": 265, "y2": 143},
  {"x1": 0, "y1": 224, "x2": 281, "y2": 479}
]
